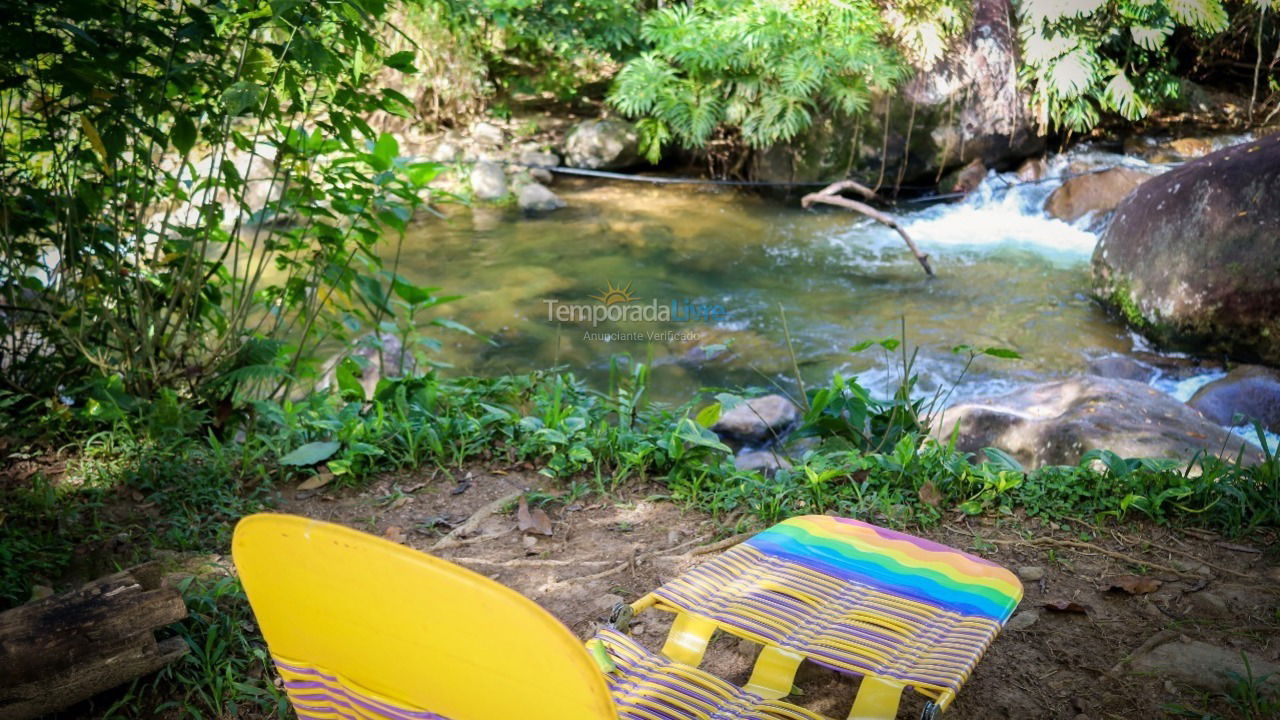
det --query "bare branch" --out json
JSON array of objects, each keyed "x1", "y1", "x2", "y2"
[{"x1": 801, "y1": 183, "x2": 934, "y2": 276}]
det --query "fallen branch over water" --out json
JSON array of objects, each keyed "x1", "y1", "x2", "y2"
[{"x1": 801, "y1": 180, "x2": 934, "y2": 276}]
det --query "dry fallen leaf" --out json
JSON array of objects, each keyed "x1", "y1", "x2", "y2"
[
  {"x1": 297, "y1": 470, "x2": 332, "y2": 491},
  {"x1": 517, "y1": 496, "x2": 554, "y2": 536},
  {"x1": 1102, "y1": 575, "x2": 1162, "y2": 595},
  {"x1": 1041, "y1": 600, "x2": 1091, "y2": 614},
  {"x1": 383, "y1": 526, "x2": 406, "y2": 544},
  {"x1": 918, "y1": 481, "x2": 942, "y2": 507},
  {"x1": 387, "y1": 496, "x2": 410, "y2": 511}
]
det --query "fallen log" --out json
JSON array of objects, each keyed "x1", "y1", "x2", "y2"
[
  {"x1": 0, "y1": 565, "x2": 189, "y2": 720},
  {"x1": 801, "y1": 180, "x2": 934, "y2": 276}
]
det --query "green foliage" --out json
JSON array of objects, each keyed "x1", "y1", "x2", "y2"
[
  {"x1": 436, "y1": 0, "x2": 644, "y2": 97},
  {"x1": 1017, "y1": 0, "x2": 1244, "y2": 131},
  {"x1": 0, "y1": 0, "x2": 453, "y2": 424},
  {"x1": 608, "y1": 0, "x2": 908, "y2": 161}
]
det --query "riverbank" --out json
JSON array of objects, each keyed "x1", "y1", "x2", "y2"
[{"x1": 20, "y1": 453, "x2": 1279, "y2": 719}]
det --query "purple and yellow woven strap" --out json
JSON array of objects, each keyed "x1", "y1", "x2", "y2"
[
  {"x1": 650, "y1": 516, "x2": 1022, "y2": 703},
  {"x1": 273, "y1": 656, "x2": 454, "y2": 720},
  {"x1": 596, "y1": 628, "x2": 832, "y2": 720}
]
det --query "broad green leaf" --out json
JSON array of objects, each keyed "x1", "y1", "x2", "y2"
[
  {"x1": 384, "y1": 50, "x2": 417, "y2": 72},
  {"x1": 370, "y1": 132, "x2": 398, "y2": 171},
  {"x1": 279, "y1": 441, "x2": 341, "y2": 466},
  {"x1": 335, "y1": 356, "x2": 365, "y2": 402},
  {"x1": 406, "y1": 162, "x2": 443, "y2": 187},
  {"x1": 431, "y1": 317, "x2": 477, "y2": 336},
  {"x1": 981, "y1": 347, "x2": 1022, "y2": 360},
  {"x1": 391, "y1": 277, "x2": 436, "y2": 306},
  {"x1": 695, "y1": 402, "x2": 721, "y2": 427},
  {"x1": 171, "y1": 116, "x2": 197, "y2": 156},
  {"x1": 224, "y1": 81, "x2": 264, "y2": 115},
  {"x1": 982, "y1": 447, "x2": 1025, "y2": 473}
]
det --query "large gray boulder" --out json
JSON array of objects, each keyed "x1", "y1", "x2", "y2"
[
  {"x1": 1189, "y1": 365, "x2": 1280, "y2": 434},
  {"x1": 562, "y1": 119, "x2": 638, "y2": 170},
  {"x1": 1093, "y1": 133, "x2": 1280, "y2": 365},
  {"x1": 931, "y1": 376, "x2": 1263, "y2": 469},
  {"x1": 753, "y1": 0, "x2": 1042, "y2": 184}
]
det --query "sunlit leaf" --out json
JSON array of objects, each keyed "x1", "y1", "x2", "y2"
[{"x1": 279, "y1": 441, "x2": 341, "y2": 466}]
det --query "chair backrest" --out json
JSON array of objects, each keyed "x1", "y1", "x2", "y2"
[
  {"x1": 747, "y1": 515, "x2": 1023, "y2": 622},
  {"x1": 232, "y1": 513, "x2": 617, "y2": 720}
]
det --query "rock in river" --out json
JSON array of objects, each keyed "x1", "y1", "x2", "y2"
[
  {"x1": 931, "y1": 376, "x2": 1263, "y2": 469},
  {"x1": 1188, "y1": 365, "x2": 1280, "y2": 434},
  {"x1": 469, "y1": 161, "x2": 508, "y2": 200},
  {"x1": 562, "y1": 118, "x2": 638, "y2": 170},
  {"x1": 711, "y1": 394, "x2": 801, "y2": 450},
  {"x1": 1045, "y1": 167, "x2": 1154, "y2": 224},
  {"x1": 1093, "y1": 133, "x2": 1280, "y2": 365},
  {"x1": 517, "y1": 182, "x2": 565, "y2": 214}
]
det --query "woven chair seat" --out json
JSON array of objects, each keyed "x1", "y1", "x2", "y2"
[
  {"x1": 596, "y1": 628, "x2": 832, "y2": 720},
  {"x1": 648, "y1": 516, "x2": 1022, "y2": 708}
]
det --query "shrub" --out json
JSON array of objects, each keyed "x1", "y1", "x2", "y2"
[
  {"x1": 1016, "y1": 0, "x2": 1263, "y2": 131},
  {"x1": 0, "y1": 0, "x2": 450, "y2": 425},
  {"x1": 607, "y1": 0, "x2": 912, "y2": 162}
]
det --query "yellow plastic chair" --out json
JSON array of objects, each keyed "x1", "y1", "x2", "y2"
[{"x1": 233, "y1": 513, "x2": 836, "y2": 720}]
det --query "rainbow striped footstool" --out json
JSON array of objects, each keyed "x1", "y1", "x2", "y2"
[{"x1": 629, "y1": 516, "x2": 1022, "y2": 719}]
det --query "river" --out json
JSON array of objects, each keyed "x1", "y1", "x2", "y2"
[{"x1": 390, "y1": 141, "x2": 1267, "y2": 446}]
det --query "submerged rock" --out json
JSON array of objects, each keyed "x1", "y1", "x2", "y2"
[
  {"x1": 517, "y1": 182, "x2": 565, "y2": 214},
  {"x1": 563, "y1": 118, "x2": 638, "y2": 170},
  {"x1": 1093, "y1": 133, "x2": 1280, "y2": 365},
  {"x1": 1045, "y1": 167, "x2": 1153, "y2": 224},
  {"x1": 931, "y1": 376, "x2": 1263, "y2": 469},
  {"x1": 711, "y1": 394, "x2": 801, "y2": 450},
  {"x1": 469, "y1": 161, "x2": 508, "y2": 200},
  {"x1": 1086, "y1": 354, "x2": 1157, "y2": 383},
  {"x1": 1188, "y1": 365, "x2": 1280, "y2": 434}
]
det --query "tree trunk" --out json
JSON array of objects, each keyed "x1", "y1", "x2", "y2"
[{"x1": 0, "y1": 565, "x2": 189, "y2": 720}]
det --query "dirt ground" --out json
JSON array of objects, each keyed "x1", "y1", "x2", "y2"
[{"x1": 273, "y1": 464, "x2": 1280, "y2": 720}]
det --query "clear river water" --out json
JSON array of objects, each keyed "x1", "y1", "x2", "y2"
[{"x1": 389, "y1": 143, "x2": 1261, "y2": 444}]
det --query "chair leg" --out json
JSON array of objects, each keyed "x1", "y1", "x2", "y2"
[
  {"x1": 847, "y1": 675, "x2": 905, "y2": 720},
  {"x1": 659, "y1": 612, "x2": 717, "y2": 667},
  {"x1": 744, "y1": 645, "x2": 805, "y2": 699}
]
